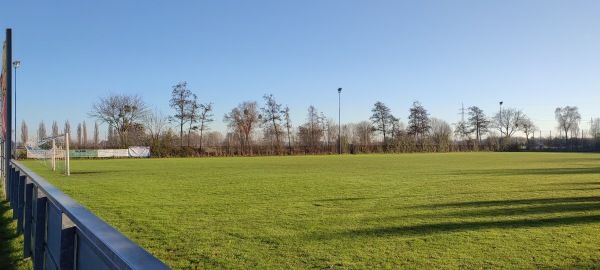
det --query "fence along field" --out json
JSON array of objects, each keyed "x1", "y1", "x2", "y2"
[{"x1": 21, "y1": 152, "x2": 600, "y2": 269}]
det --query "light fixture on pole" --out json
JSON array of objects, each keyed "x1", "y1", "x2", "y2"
[
  {"x1": 499, "y1": 101, "x2": 503, "y2": 147},
  {"x1": 13, "y1": 60, "x2": 20, "y2": 159},
  {"x1": 338, "y1": 87, "x2": 342, "y2": 154},
  {"x1": 499, "y1": 101, "x2": 503, "y2": 125}
]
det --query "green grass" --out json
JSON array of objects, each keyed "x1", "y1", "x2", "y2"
[
  {"x1": 1, "y1": 192, "x2": 33, "y2": 270},
  {"x1": 20, "y1": 153, "x2": 600, "y2": 269}
]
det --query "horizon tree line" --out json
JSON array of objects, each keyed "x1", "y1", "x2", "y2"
[{"x1": 17, "y1": 83, "x2": 597, "y2": 156}]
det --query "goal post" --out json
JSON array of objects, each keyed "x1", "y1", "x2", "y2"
[
  {"x1": 65, "y1": 132, "x2": 70, "y2": 175},
  {"x1": 27, "y1": 133, "x2": 70, "y2": 176}
]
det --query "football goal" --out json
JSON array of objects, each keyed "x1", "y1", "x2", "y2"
[{"x1": 26, "y1": 133, "x2": 70, "y2": 176}]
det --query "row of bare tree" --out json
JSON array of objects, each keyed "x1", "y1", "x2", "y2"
[{"x1": 18, "y1": 82, "x2": 597, "y2": 157}]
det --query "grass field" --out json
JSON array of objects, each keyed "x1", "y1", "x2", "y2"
[
  {"x1": 1, "y1": 199, "x2": 33, "y2": 270},
  {"x1": 19, "y1": 152, "x2": 600, "y2": 269}
]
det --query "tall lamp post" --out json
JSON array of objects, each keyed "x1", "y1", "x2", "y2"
[
  {"x1": 13, "y1": 60, "x2": 20, "y2": 159},
  {"x1": 499, "y1": 101, "x2": 503, "y2": 147},
  {"x1": 338, "y1": 87, "x2": 342, "y2": 154},
  {"x1": 499, "y1": 101, "x2": 503, "y2": 127}
]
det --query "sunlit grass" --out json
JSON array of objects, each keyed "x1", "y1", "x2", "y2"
[
  {"x1": 22, "y1": 153, "x2": 600, "y2": 269},
  {"x1": 0, "y1": 196, "x2": 33, "y2": 270}
]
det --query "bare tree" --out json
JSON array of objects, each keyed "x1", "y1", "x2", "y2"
[
  {"x1": 261, "y1": 94, "x2": 283, "y2": 153},
  {"x1": 37, "y1": 121, "x2": 47, "y2": 140},
  {"x1": 319, "y1": 112, "x2": 330, "y2": 149},
  {"x1": 454, "y1": 104, "x2": 470, "y2": 143},
  {"x1": 453, "y1": 120, "x2": 470, "y2": 141},
  {"x1": 429, "y1": 118, "x2": 453, "y2": 152},
  {"x1": 323, "y1": 116, "x2": 338, "y2": 152},
  {"x1": 307, "y1": 105, "x2": 323, "y2": 152},
  {"x1": 296, "y1": 106, "x2": 323, "y2": 153},
  {"x1": 127, "y1": 122, "x2": 147, "y2": 146},
  {"x1": 223, "y1": 101, "x2": 261, "y2": 155},
  {"x1": 89, "y1": 93, "x2": 148, "y2": 147},
  {"x1": 467, "y1": 106, "x2": 489, "y2": 146},
  {"x1": 52, "y1": 121, "x2": 59, "y2": 136},
  {"x1": 555, "y1": 106, "x2": 581, "y2": 141},
  {"x1": 389, "y1": 116, "x2": 404, "y2": 144},
  {"x1": 590, "y1": 118, "x2": 600, "y2": 143},
  {"x1": 64, "y1": 120, "x2": 72, "y2": 145},
  {"x1": 185, "y1": 94, "x2": 200, "y2": 147},
  {"x1": 354, "y1": 121, "x2": 374, "y2": 147},
  {"x1": 223, "y1": 132, "x2": 239, "y2": 156},
  {"x1": 20, "y1": 120, "x2": 28, "y2": 147},
  {"x1": 107, "y1": 126, "x2": 115, "y2": 147},
  {"x1": 144, "y1": 107, "x2": 169, "y2": 146},
  {"x1": 197, "y1": 103, "x2": 214, "y2": 154},
  {"x1": 370, "y1": 101, "x2": 393, "y2": 145},
  {"x1": 282, "y1": 105, "x2": 293, "y2": 152},
  {"x1": 407, "y1": 101, "x2": 430, "y2": 140},
  {"x1": 493, "y1": 107, "x2": 526, "y2": 143},
  {"x1": 169, "y1": 82, "x2": 194, "y2": 147},
  {"x1": 203, "y1": 131, "x2": 224, "y2": 155},
  {"x1": 82, "y1": 121, "x2": 88, "y2": 148},
  {"x1": 341, "y1": 123, "x2": 352, "y2": 152},
  {"x1": 520, "y1": 116, "x2": 536, "y2": 148},
  {"x1": 77, "y1": 123, "x2": 83, "y2": 148},
  {"x1": 94, "y1": 122, "x2": 100, "y2": 148}
]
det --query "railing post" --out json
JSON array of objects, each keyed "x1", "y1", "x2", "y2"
[
  {"x1": 10, "y1": 166, "x2": 18, "y2": 217},
  {"x1": 23, "y1": 181, "x2": 34, "y2": 258},
  {"x1": 6, "y1": 165, "x2": 11, "y2": 203},
  {"x1": 46, "y1": 203, "x2": 78, "y2": 269},
  {"x1": 17, "y1": 173, "x2": 26, "y2": 233},
  {"x1": 33, "y1": 188, "x2": 47, "y2": 270},
  {"x1": 60, "y1": 214, "x2": 76, "y2": 270},
  {"x1": 2, "y1": 159, "x2": 7, "y2": 198}
]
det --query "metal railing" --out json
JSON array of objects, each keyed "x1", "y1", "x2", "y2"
[{"x1": 3, "y1": 160, "x2": 171, "y2": 270}]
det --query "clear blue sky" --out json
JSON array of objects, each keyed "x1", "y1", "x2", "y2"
[{"x1": 2, "y1": 1, "x2": 600, "y2": 140}]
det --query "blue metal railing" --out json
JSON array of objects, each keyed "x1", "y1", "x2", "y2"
[{"x1": 3, "y1": 160, "x2": 171, "y2": 270}]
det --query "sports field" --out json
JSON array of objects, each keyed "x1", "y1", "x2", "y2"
[{"x1": 20, "y1": 153, "x2": 600, "y2": 269}]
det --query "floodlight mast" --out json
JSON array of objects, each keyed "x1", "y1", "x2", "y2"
[
  {"x1": 338, "y1": 87, "x2": 342, "y2": 154},
  {"x1": 499, "y1": 101, "x2": 503, "y2": 133}
]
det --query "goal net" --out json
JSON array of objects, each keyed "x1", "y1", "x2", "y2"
[{"x1": 26, "y1": 133, "x2": 70, "y2": 176}]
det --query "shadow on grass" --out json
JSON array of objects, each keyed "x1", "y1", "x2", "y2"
[
  {"x1": 452, "y1": 202, "x2": 600, "y2": 218},
  {"x1": 0, "y1": 199, "x2": 19, "y2": 270},
  {"x1": 556, "y1": 181, "x2": 600, "y2": 186},
  {"x1": 316, "y1": 197, "x2": 374, "y2": 202},
  {"x1": 451, "y1": 167, "x2": 600, "y2": 177},
  {"x1": 510, "y1": 167, "x2": 600, "y2": 175},
  {"x1": 425, "y1": 196, "x2": 600, "y2": 208},
  {"x1": 336, "y1": 215, "x2": 600, "y2": 238},
  {"x1": 69, "y1": 171, "x2": 104, "y2": 175},
  {"x1": 322, "y1": 196, "x2": 600, "y2": 239},
  {"x1": 313, "y1": 197, "x2": 386, "y2": 207},
  {"x1": 539, "y1": 181, "x2": 600, "y2": 191}
]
